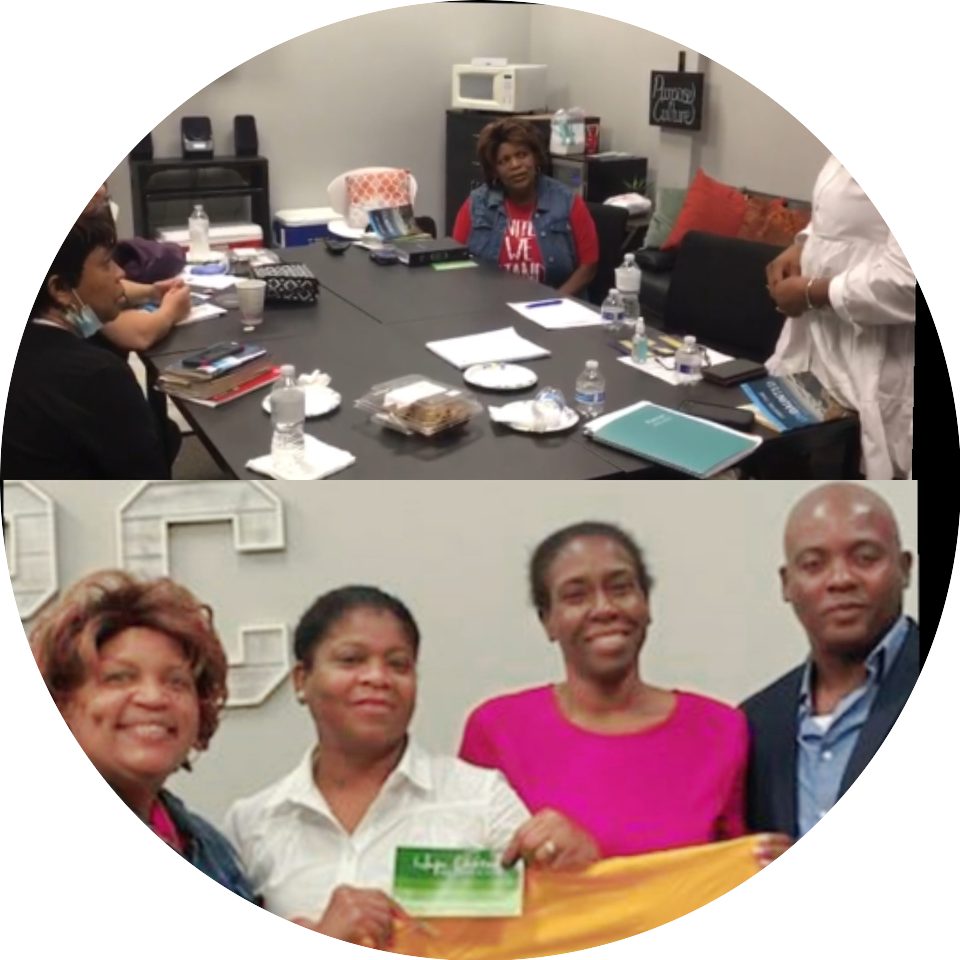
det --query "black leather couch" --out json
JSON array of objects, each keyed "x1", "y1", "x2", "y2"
[
  {"x1": 636, "y1": 193, "x2": 811, "y2": 362},
  {"x1": 639, "y1": 230, "x2": 787, "y2": 363}
]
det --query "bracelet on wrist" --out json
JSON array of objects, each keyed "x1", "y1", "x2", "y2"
[{"x1": 805, "y1": 279, "x2": 816, "y2": 311}]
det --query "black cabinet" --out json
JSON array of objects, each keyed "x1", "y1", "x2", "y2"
[{"x1": 129, "y1": 156, "x2": 271, "y2": 246}]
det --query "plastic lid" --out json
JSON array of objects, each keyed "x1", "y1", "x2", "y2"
[
  {"x1": 683, "y1": 335, "x2": 696, "y2": 346},
  {"x1": 280, "y1": 364, "x2": 295, "y2": 377},
  {"x1": 586, "y1": 360, "x2": 598, "y2": 369},
  {"x1": 624, "y1": 253, "x2": 636, "y2": 263}
]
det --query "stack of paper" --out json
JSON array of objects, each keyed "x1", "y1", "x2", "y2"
[
  {"x1": 425, "y1": 327, "x2": 550, "y2": 369},
  {"x1": 508, "y1": 299, "x2": 604, "y2": 329},
  {"x1": 246, "y1": 435, "x2": 356, "y2": 480}
]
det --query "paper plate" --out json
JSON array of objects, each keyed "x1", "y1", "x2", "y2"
[
  {"x1": 327, "y1": 219, "x2": 368, "y2": 240},
  {"x1": 493, "y1": 401, "x2": 579, "y2": 434},
  {"x1": 262, "y1": 388, "x2": 341, "y2": 418},
  {"x1": 464, "y1": 363, "x2": 538, "y2": 391}
]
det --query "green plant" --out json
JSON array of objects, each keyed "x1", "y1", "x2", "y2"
[{"x1": 622, "y1": 177, "x2": 647, "y2": 194}]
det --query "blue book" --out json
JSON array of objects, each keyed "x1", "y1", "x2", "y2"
[
  {"x1": 584, "y1": 401, "x2": 762, "y2": 478},
  {"x1": 741, "y1": 372, "x2": 855, "y2": 433}
]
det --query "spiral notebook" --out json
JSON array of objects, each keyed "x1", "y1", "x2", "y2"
[{"x1": 584, "y1": 401, "x2": 762, "y2": 478}]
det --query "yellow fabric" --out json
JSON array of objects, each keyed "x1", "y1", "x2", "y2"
[{"x1": 392, "y1": 836, "x2": 761, "y2": 960}]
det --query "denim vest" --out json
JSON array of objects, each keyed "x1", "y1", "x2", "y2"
[
  {"x1": 159, "y1": 790, "x2": 259, "y2": 903},
  {"x1": 467, "y1": 175, "x2": 578, "y2": 288}
]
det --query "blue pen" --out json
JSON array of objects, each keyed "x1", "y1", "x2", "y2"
[{"x1": 526, "y1": 299, "x2": 563, "y2": 308}]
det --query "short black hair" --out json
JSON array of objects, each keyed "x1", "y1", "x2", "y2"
[
  {"x1": 529, "y1": 522, "x2": 653, "y2": 618},
  {"x1": 293, "y1": 585, "x2": 421, "y2": 666},
  {"x1": 32, "y1": 210, "x2": 117, "y2": 319}
]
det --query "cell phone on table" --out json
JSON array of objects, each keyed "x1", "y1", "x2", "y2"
[
  {"x1": 369, "y1": 247, "x2": 399, "y2": 265},
  {"x1": 678, "y1": 399, "x2": 755, "y2": 431},
  {"x1": 182, "y1": 341, "x2": 246, "y2": 368}
]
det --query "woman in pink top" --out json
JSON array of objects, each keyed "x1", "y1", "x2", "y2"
[{"x1": 460, "y1": 522, "x2": 784, "y2": 862}]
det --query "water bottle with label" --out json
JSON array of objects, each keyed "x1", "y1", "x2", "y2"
[
  {"x1": 270, "y1": 365, "x2": 307, "y2": 475},
  {"x1": 674, "y1": 335, "x2": 704, "y2": 386},
  {"x1": 616, "y1": 253, "x2": 642, "y2": 326},
  {"x1": 574, "y1": 360, "x2": 606, "y2": 418},
  {"x1": 599, "y1": 288, "x2": 625, "y2": 335},
  {"x1": 188, "y1": 204, "x2": 211, "y2": 261}
]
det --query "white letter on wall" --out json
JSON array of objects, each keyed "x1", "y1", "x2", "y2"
[
  {"x1": 118, "y1": 481, "x2": 289, "y2": 708},
  {"x1": 4, "y1": 481, "x2": 58, "y2": 620}
]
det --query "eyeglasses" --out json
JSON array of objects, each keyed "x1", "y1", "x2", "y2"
[{"x1": 654, "y1": 345, "x2": 712, "y2": 371}]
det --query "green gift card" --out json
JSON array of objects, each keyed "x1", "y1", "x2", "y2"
[{"x1": 393, "y1": 848, "x2": 524, "y2": 918}]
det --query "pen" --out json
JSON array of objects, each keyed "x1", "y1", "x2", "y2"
[{"x1": 526, "y1": 299, "x2": 563, "y2": 308}]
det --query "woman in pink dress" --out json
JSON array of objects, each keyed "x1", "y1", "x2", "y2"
[{"x1": 460, "y1": 522, "x2": 784, "y2": 863}]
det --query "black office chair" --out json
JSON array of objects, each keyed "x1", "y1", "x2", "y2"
[{"x1": 584, "y1": 201, "x2": 629, "y2": 305}]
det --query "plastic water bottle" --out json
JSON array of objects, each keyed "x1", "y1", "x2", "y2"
[
  {"x1": 616, "y1": 253, "x2": 642, "y2": 326},
  {"x1": 675, "y1": 335, "x2": 703, "y2": 386},
  {"x1": 600, "y1": 288, "x2": 625, "y2": 335},
  {"x1": 631, "y1": 316, "x2": 648, "y2": 364},
  {"x1": 574, "y1": 360, "x2": 606, "y2": 418},
  {"x1": 188, "y1": 204, "x2": 211, "y2": 260},
  {"x1": 270, "y1": 365, "x2": 307, "y2": 474}
]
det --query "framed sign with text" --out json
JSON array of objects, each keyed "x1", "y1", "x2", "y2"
[{"x1": 649, "y1": 71, "x2": 704, "y2": 131}]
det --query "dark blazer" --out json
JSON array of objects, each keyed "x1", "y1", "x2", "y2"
[{"x1": 741, "y1": 619, "x2": 920, "y2": 838}]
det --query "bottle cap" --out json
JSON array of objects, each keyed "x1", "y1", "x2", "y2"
[
  {"x1": 586, "y1": 360, "x2": 598, "y2": 370},
  {"x1": 280, "y1": 364, "x2": 296, "y2": 377},
  {"x1": 683, "y1": 335, "x2": 696, "y2": 346}
]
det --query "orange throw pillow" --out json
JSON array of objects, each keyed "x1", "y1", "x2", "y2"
[
  {"x1": 738, "y1": 196, "x2": 811, "y2": 246},
  {"x1": 661, "y1": 169, "x2": 748, "y2": 250}
]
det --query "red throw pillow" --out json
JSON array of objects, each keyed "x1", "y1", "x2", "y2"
[{"x1": 661, "y1": 169, "x2": 748, "y2": 250}]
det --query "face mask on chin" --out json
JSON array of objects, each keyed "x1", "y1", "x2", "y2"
[{"x1": 66, "y1": 293, "x2": 104, "y2": 338}]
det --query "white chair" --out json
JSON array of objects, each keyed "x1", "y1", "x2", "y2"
[{"x1": 326, "y1": 167, "x2": 419, "y2": 237}]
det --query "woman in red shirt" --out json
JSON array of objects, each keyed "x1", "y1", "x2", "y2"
[{"x1": 452, "y1": 119, "x2": 598, "y2": 298}]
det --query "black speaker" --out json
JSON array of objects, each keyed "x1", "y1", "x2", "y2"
[
  {"x1": 181, "y1": 116, "x2": 214, "y2": 159},
  {"x1": 130, "y1": 132, "x2": 153, "y2": 161},
  {"x1": 234, "y1": 115, "x2": 259, "y2": 157}
]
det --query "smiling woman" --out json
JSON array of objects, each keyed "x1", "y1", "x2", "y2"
[
  {"x1": 459, "y1": 521, "x2": 786, "y2": 865},
  {"x1": 223, "y1": 585, "x2": 600, "y2": 950},
  {"x1": 29, "y1": 570, "x2": 257, "y2": 902}
]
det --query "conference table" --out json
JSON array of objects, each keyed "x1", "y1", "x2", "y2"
[{"x1": 144, "y1": 245, "x2": 861, "y2": 480}]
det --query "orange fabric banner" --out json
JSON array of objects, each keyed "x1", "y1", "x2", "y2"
[{"x1": 392, "y1": 836, "x2": 761, "y2": 960}]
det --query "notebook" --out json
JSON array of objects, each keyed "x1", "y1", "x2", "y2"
[{"x1": 583, "y1": 401, "x2": 763, "y2": 478}]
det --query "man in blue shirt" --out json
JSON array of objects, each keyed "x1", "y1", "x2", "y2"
[{"x1": 742, "y1": 483, "x2": 919, "y2": 839}]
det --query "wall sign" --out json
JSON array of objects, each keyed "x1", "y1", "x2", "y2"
[
  {"x1": 3, "y1": 481, "x2": 58, "y2": 620},
  {"x1": 649, "y1": 71, "x2": 704, "y2": 131},
  {"x1": 117, "y1": 481, "x2": 289, "y2": 708}
]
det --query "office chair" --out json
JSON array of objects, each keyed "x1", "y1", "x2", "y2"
[
  {"x1": 585, "y1": 201, "x2": 630, "y2": 305},
  {"x1": 327, "y1": 167, "x2": 420, "y2": 231}
]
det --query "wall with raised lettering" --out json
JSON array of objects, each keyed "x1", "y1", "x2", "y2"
[{"x1": 6, "y1": 481, "x2": 918, "y2": 826}]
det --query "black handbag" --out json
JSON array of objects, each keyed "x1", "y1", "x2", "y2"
[{"x1": 250, "y1": 262, "x2": 320, "y2": 304}]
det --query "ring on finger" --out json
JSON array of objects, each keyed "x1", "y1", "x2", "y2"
[{"x1": 542, "y1": 839, "x2": 558, "y2": 859}]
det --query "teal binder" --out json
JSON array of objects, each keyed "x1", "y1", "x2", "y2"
[{"x1": 585, "y1": 402, "x2": 762, "y2": 478}]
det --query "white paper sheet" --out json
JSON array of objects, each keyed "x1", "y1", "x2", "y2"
[
  {"x1": 177, "y1": 302, "x2": 228, "y2": 326},
  {"x1": 182, "y1": 272, "x2": 238, "y2": 291},
  {"x1": 425, "y1": 327, "x2": 550, "y2": 369},
  {"x1": 508, "y1": 299, "x2": 604, "y2": 329}
]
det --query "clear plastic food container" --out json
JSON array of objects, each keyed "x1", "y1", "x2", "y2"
[{"x1": 355, "y1": 375, "x2": 482, "y2": 436}]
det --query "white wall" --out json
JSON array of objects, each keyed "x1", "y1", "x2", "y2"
[
  {"x1": 529, "y1": 6, "x2": 829, "y2": 197},
  {"x1": 108, "y1": 3, "x2": 533, "y2": 239},
  {"x1": 698, "y1": 61, "x2": 829, "y2": 199},
  {"x1": 15, "y1": 481, "x2": 918, "y2": 826},
  {"x1": 108, "y1": 3, "x2": 831, "y2": 239}
]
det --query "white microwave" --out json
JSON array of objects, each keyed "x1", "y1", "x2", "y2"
[{"x1": 451, "y1": 64, "x2": 548, "y2": 113}]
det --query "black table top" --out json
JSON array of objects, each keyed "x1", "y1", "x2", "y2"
[
  {"x1": 144, "y1": 246, "x2": 859, "y2": 480},
  {"x1": 287, "y1": 244, "x2": 558, "y2": 324}
]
